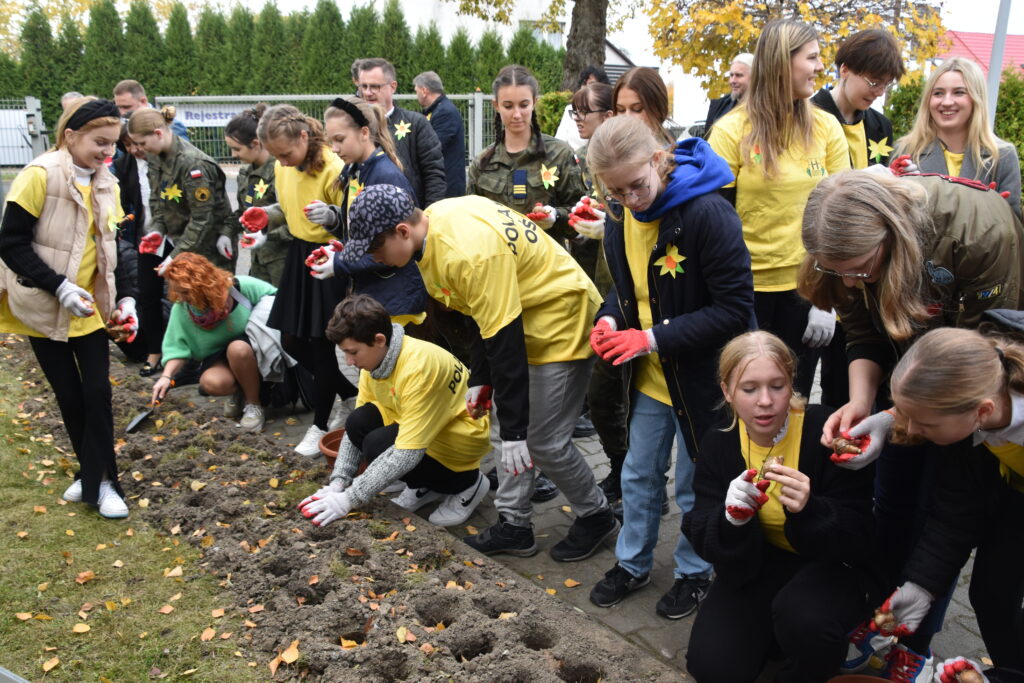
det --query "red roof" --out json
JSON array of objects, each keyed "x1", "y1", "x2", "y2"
[{"x1": 939, "y1": 30, "x2": 1024, "y2": 74}]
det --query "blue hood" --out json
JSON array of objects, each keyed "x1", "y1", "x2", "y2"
[{"x1": 632, "y1": 137, "x2": 734, "y2": 223}]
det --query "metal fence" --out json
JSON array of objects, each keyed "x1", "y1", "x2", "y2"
[
  {"x1": 0, "y1": 97, "x2": 47, "y2": 167},
  {"x1": 155, "y1": 93, "x2": 496, "y2": 166}
]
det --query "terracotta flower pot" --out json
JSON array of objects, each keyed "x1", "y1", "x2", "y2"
[{"x1": 317, "y1": 428, "x2": 366, "y2": 473}]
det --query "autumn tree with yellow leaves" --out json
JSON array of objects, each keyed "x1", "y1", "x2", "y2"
[{"x1": 646, "y1": 0, "x2": 948, "y2": 97}]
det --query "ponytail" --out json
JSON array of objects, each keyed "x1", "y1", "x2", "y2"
[
  {"x1": 258, "y1": 104, "x2": 327, "y2": 175},
  {"x1": 225, "y1": 103, "x2": 267, "y2": 146}
]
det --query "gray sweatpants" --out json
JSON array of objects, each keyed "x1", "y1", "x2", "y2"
[{"x1": 494, "y1": 357, "x2": 608, "y2": 526}]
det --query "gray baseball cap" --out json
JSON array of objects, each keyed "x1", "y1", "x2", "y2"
[{"x1": 341, "y1": 184, "x2": 416, "y2": 262}]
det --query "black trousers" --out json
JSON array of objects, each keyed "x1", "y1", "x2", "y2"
[
  {"x1": 137, "y1": 252, "x2": 166, "y2": 356},
  {"x1": 686, "y1": 544, "x2": 872, "y2": 683},
  {"x1": 281, "y1": 333, "x2": 356, "y2": 429},
  {"x1": 754, "y1": 290, "x2": 818, "y2": 399},
  {"x1": 29, "y1": 329, "x2": 122, "y2": 505},
  {"x1": 345, "y1": 403, "x2": 477, "y2": 493}
]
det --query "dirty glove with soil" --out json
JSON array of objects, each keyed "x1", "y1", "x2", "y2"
[
  {"x1": 832, "y1": 409, "x2": 894, "y2": 470},
  {"x1": 872, "y1": 582, "x2": 934, "y2": 637},
  {"x1": 110, "y1": 296, "x2": 139, "y2": 343},
  {"x1": 56, "y1": 279, "x2": 94, "y2": 317},
  {"x1": 465, "y1": 385, "x2": 492, "y2": 419},
  {"x1": 724, "y1": 469, "x2": 770, "y2": 525},
  {"x1": 934, "y1": 657, "x2": 989, "y2": 683}
]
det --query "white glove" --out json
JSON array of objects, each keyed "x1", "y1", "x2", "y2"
[
  {"x1": 155, "y1": 255, "x2": 173, "y2": 276},
  {"x1": 802, "y1": 306, "x2": 836, "y2": 348},
  {"x1": 111, "y1": 296, "x2": 139, "y2": 341},
  {"x1": 297, "y1": 480, "x2": 345, "y2": 510},
  {"x1": 530, "y1": 204, "x2": 557, "y2": 230},
  {"x1": 933, "y1": 657, "x2": 989, "y2": 683},
  {"x1": 303, "y1": 200, "x2": 338, "y2": 227},
  {"x1": 878, "y1": 581, "x2": 934, "y2": 636},
  {"x1": 501, "y1": 439, "x2": 532, "y2": 476},
  {"x1": 216, "y1": 235, "x2": 234, "y2": 260},
  {"x1": 832, "y1": 409, "x2": 894, "y2": 470},
  {"x1": 724, "y1": 469, "x2": 769, "y2": 526},
  {"x1": 55, "y1": 280, "x2": 94, "y2": 317},
  {"x1": 863, "y1": 163, "x2": 896, "y2": 178},
  {"x1": 309, "y1": 242, "x2": 344, "y2": 280},
  {"x1": 299, "y1": 490, "x2": 352, "y2": 527},
  {"x1": 569, "y1": 197, "x2": 606, "y2": 240},
  {"x1": 240, "y1": 230, "x2": 267, "y2": 250}
]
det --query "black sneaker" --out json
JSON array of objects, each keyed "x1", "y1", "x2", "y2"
[
  {"x1": 572, "y1": 413, "x2": 597, "y2": 438},
  {"x1": 598, "y1": 472, "x2": 622, "y2": 502},
  {"x1": 485, "y1": 466, "x2": 499, "y2": 491},
  {"x1": 531, "y1": 472, "x2": 559, "y2": 502},
  {"x1": 656, "y1": 575, "x2": 711, "y2": 619},
  {"x1": 462, "y1": 515, "x2": 538, "y2": 557},
  {"x1": 590, "y1": 563, "x2": 651, "y2": 607},
  {"x1": 550, "y1": 506, "x2": 618, "y2": 562}
]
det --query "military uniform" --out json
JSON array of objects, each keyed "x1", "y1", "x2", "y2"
[
  {"x1": 230, "y1": 157, "x2": 289, "y2": 286},
  {"x1": 467, "y1": 133, "x2": 588, "y2": 244},
  {"x1": 147, "y1": 136, "x2": 234, "y2": 270}
]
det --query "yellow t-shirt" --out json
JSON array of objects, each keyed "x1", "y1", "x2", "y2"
[
  {"x1": 623, "y1": 209, "x2": 671, "y2": 405},
  {"x1": 274, "y1": 147, "x2": 345, "y2": 244},
  {"x1": 738, "y1": 408, "x2": 805, "y2": 553},
  {"x1": 420, "y1": 196, "x2": 600, "y2": 365},
  {"x1": 0, "y1": 166, "x2": 112, "y2": 337},
  {"x1": 943, "y1": 149, "x2": 964, "y2": 178},
  {"x1": 356, "y1": 337, "x2": 491, "y2": 470},
  {"x1": 708, "y1": 107, "x2": 851, "y2": 291},
  {"x1": 840, "y1": 120, "x2": 868, "y2": 170},
  {"x1": 982, "y1": 441, "x2": 1024, "y2": 493}
]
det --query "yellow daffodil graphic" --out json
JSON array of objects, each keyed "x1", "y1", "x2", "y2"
[
  {"x1": 253, "y1": 179, "x2": 270, "y2": 200},
  {"x1": 160, "y1": 183, "x2": 182, "y2": 202},
  {"x1": 868, "y1": 137, "x2": 893, "y2": 164},
  {"x1": 433, "y1": 282, "x2": 453, "y2": 306},
  {"x1": 540, "y1": 163, "x2": 559, "y2": 189},
  {"x1": 394, "y1": 120, "x2": 412, "y2": 140},
  {"x1": 654, "y1": 245, "x2": 686, "y2": 278}
]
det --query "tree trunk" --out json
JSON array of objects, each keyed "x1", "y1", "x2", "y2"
[{"x1": 562, "y1": 0, "x2": 608, "y2": 91}]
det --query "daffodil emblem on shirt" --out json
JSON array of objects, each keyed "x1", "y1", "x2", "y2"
[
  {"x1": 540, "y1": 163, "x2": 560, "y2": 190},
  {"x1": 253, "y1": 179, "x2": 270, "y2": 200},
  {"x1": 433, "y1": 282, "x2": 453, "y2": 306},
  {"x1": 655, "y1": 244, "x2": 686, "y2": 278},
  {"x1": 868, "y1": 137, "x2": 893, "y2": 165},
  {"x1": 394, "y1": 120, "x2": 412, "y2": 140},
  {"x1": 161, "y1": 183, "x2": 182, "y2": 202},
  {"x1": 752, "y1": 145, "x2": 763, "y2": 165}
]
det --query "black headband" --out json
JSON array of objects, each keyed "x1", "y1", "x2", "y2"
[
  {"x1": 66, "y1": 99, "x2": 120, "y2": 131},
  {"x1": 329, "y1": 97, "x2": 369, "y2": 128}
]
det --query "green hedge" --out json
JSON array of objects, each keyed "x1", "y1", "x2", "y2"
[
  {"x1": 537, "y1": 91, "x2": 572, "y2": 136},
  {"x1": 885, "y1": 67, "x2": 1024, "y2": 197}
]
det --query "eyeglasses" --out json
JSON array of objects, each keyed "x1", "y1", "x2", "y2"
[
  {"x1": 604, "y1": 161, "x2": 654, "y2": 204},
  {"x1": 569, "y1": 108, "x2": 609, "y2": 122},
  {"x1": 358, "y1": 83, "x2": 388, "y2": 94},
  {"x1": 857, "y1": 73, "x2": 896, "y2": 91},
  {"x1": 813, "y1": 244, "x2": 884, "y2": 280}
]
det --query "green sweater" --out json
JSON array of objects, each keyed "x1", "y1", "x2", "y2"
[{"x1": 162, "y1": 275, "x2": 276, "y2": 362}]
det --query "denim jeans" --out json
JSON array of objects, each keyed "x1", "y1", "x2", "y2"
[{"x1": 616, "y1": 391, "x2": 712, "y2": 579}]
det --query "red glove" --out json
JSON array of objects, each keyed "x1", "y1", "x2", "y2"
[
  {"x1": 305, "y1": 240, "x2": 344, "y2": 268},
  {"x1": 138, "y1": 231, "x2": 164, "y2": 255},
  {"x1": 589, "y1": 318, "x2": 615, "y2": 355},
  {"x1": 988, "y1": 181, "x2": 1012, "y2": 200},
  {"x1": 595, "y1": 328, "x2": 653, "y2": 366},
  {"x1": 889, "y1": 154, "x2": 918, "y2": 176},
  {"x1": 525, "y1": 202, "x2": 549, "y2": 222},
  {"x1": 240, "y1": 206, "x2": 268, "y2": 232},
  {"x1": 466, "y1": 385, "x2": 492, "y2": 419},
  {"x1": 937, "y1": 657, "x2": 988, "y2": 683}
]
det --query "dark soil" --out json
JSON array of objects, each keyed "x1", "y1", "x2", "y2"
[{"x1": 6, "y1": 336, "x2": 683, "y2": 682}]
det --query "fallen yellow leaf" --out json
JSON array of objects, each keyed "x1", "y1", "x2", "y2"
[
  {"x1": 33, "y1": 505, "x2": 46, "y2": 514},
  {"x1": 164, "y1": 565, "x2": 183, "y2": 578},
  {"x1": 564, "y1": 578, "x2": 581, "y2": 588},
  {"x1": 200, "y1": 628, "x2": 215, "y2": 641},
  {"x1": 138, "y1": 499, "x2": 149, "y2": 508},
  {"x1": 220, "y1": 632, "x2": 233, "y2": 639},
  {"x1": 131, "y1": 471, "x2": 144, "y2": 481},
  {"x1": 15, "y1": 612, "x2": 32, "y2": 620},
  {"x1": 281, "y1": 639, "x2": 300, "y2": 663},
  {"x1": 34, "y1": 614, "x2": 53, "y2": 621},
  {"x1": 498, "y1": 612, "x2": 517, "y2": 620},
  {"x1": 112, "y1": 560, "x2": 124, "y2": 568},
  {"x1": 72, "y1": 623, "x2": 90, "y2": 634},
  {"x1": 16, "y1": 531, "x2": 28, "y2": 539},
  {"x1": 465, "y1": 525, "x2": 478, "y2": 535},
  {"x1": 190, "y1": 481, "x2": 205, "y2": 491},
  {"x1": 104, "y1": 601, "x2": 118, "y2": 612},
  {"x1": 37, "y1": 582, "x2": 49, "y2": 591},
  {"x1": 396, "y1": 626, "x2": 408, "y2": 643},
  {"x1": 211, "y1": 608, "x2": 225, "y2": 618},
  {"x1": 157, "y1": 605, "x2": 174, "y2": 614},
  {"x1": 308, "y1": 575, "x2": 319, "y2": 585},
  {"x1": 248, "y1": 604, "x2": 265, "y2": 614},
  {"x1": 65, "y1": 529, "x2": 75, "y2": 536},
  {"x1": 268, "y1": 478, "x2": 279, "y2": 489},
  {"x1": 75, "y1": 570, "x2": 96, "y2": 584},
  {"x1": 340, "y1": 638, "x2": 359, "y2": 649},
  {"x1": 42, "y1": 657, "x2": 59, "y2": 672},
  {"x1": 419, "y1": 642, "x2": 435, "y2": 654},
  {"x1": 268, "y1": 654, "x2": 282, "y2": 675},
  {"x1": 169, "y1": 592, "x2": 182, "y2": 601},
  {"x1": 545, "y1": 588, "x2": 557, "y2": 595}
]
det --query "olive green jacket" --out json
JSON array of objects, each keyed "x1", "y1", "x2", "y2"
[
  {"x1": 230, "y1": 157, "x2": 291, "y2": 258},
  {"x1": 467, "y1": 133, "x2": 586, "y2": 241},
  {"x1": 146, "y1": 136, "x2": 233, "y2": 262}
]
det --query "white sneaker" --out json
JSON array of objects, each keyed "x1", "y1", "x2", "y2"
[
  {"x1": 295, "y1": 425, "x2": 328, "y2": 458},
  {"x1": 391, "y1": 485, "x2": 444, "y2": 512},
  {"x1": 327, "y1": 397, "x2": 357, "y2": 432},
  {"x1": 223, "y1": 389, "x2": 244, "y2": 419},
  {"x1": 239, "y1": 404, "x2": 265, "y2": 432},
  {"x1": 428, "y1": 473, "x2": 490, "y2": 526},
  {"x1": 380, "y1": 481, "x2": 406, "y2": 494},
  {"x1": 62, "y1": 478, "x2": 82, "y2": 502},
  {"x1": 97, "y1": 481, "x2": 129, "y2": 519}
]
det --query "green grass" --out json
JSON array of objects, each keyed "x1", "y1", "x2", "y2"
[{"x1": 0, "y1": 354, "x2": 262, "y2": 681}]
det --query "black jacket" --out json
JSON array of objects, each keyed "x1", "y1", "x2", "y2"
[
  {"x1": 423, "y1": 94, "x2": 466, "y2": 199},
  {"x1": 703, "y1": 94, "x2": 737, "y2": 138},
  {"x1": 111, "y1": 145, "x2": 145, "y2": 247},
  {"x1": 388, "y1": 105, "x2": 447, "y2": 208},
  {"x1": 811, "y1": 88, "x2": 895, "y2": 168},
  {"x1": 683, "y1": 405, "x2": 883, "y2": 591},
  {"x1": 597, "y1": 191, "x2": 755, "y2": 456}
]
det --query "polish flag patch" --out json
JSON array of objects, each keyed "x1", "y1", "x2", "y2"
[{"x1": 190, "y1": 169, "x2": 202, "y2": 179}]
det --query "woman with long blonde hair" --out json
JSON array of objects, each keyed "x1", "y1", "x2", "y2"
[
  {"x1": 684, "y1": 331, "x2": 880, "y2": 682},
  {"x1": 798, "y1": 168, "x2": 1023, "y2": 677},
  {"x1": 874, "y1": 325, "x2": 1024, "y2": 677},
  {"x1": 708, "y1": 18, "x2": 850, "y2": 400},
  {"x1": 895, "y1": 57, "x2": 1020, "y2": 218}
]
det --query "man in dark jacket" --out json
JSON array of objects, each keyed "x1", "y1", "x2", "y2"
[
  {"x1": 702, "y1": 53, "x2": 753, "y2": 138},
  {"x1": 355, "y1": 58, "x2": 446, "y2": 208},
  {"x1": 414, "y1": 71, "x2": 466, "y2": 199}
]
